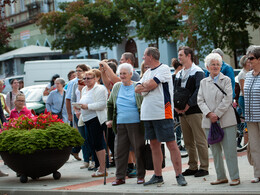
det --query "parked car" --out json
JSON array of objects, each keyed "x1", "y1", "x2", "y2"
[{"x1": 20, "y1": 84, "x2": 46, "y2": 115}]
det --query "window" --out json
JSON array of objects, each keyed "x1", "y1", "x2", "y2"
[
  {"x1": 44, "y1": 39, "x2": 51, "y2": 47},
  {"x1": 20, "y1": 0, "x2": 25, "y2": 11},
  {"x1": 10, "y1": 2, "x2": 15, "y2": 15}
]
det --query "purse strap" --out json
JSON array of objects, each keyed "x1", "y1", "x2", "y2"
[
  {"x1": 60, "y1": 91, "x2": 66, "y2": 112},
  {"x1": 214, "y1": 83, "x2": 227, "y2": 96}
]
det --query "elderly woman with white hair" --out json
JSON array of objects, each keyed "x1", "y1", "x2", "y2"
[
  {"x1": 197, "y1": 53, "x2": 240, "y2": 186},
  {"x1": 46, "y1": 78, "x2": 68, "y2": 122},
  {"x1": 107, "y1": 63, "x2": 145, "y2": 186}
]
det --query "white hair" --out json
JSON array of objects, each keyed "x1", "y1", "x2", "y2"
[
  {"x1": 204, "y1": 53, "x2": 222, "y2": 68},
  {"x1": 55, "y1": 78, "x2": 66, "y2": 87},
  {"x1": 116, "y1": 63, "x2": 133, "y2": 75}
]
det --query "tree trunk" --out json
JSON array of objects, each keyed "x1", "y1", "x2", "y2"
[{"x1": 86, "y1": 47, "x2": 92, "y2": 59}]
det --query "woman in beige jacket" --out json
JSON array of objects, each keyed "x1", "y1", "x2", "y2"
[{"x1": 197, "y1": 53, "x2": 240, "y2": 186}]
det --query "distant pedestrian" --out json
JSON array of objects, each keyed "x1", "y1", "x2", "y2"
[
  {"x1": 64, "y1": 70, "x2": 76, "y2": 90},
  {"x1": 0, "y1": 101, "x2": 8, "y2": 177},
  {"x1": 43, "y1": 74, "x2": 60, "y2": 96},
  {"x1": 0, "y1": 80, "x2": 10, "y2": 115},
  {"x1": 46, "y1": 78, "x2": 67, "y2": 122},
  {"x1": 5, "y1": 79, "x2": 23, "y2": 110},
  {"x1": 9, "y1": 93, "x2": 32, "y2": 119}
]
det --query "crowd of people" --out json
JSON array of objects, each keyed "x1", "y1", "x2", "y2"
[{"x1": 0, "y1": 45, "x2": 259, "y2": 187}]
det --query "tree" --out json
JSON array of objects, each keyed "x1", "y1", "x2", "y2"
[
  {"x1": 36, "y1": 0, "x2": 128, "y2": 58},
  {"x1": 174, "y1": 0, "x2": 260, "y2": 59},
  {"x1": 114, "y1": 0, "x2": 179, "y2": 48},
  {"x1": 0, "y1": 0, "x2": 16, "y2": 54}
]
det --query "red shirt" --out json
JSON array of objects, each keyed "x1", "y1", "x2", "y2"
[{"x1": 9, "y1": 107, "x2": 32, "y2": 119}]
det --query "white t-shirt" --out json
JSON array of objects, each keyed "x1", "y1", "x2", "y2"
[
  {"x1": 79, "y1": 88, "x2": 97, "y2": 122},
  {"x1": 75, "y1": 88, "x2": 81, "y2": 102},
  {"x1": 138, "y1": 64, "x2": 174, "y2": 120},
  {"x1": 237, "y1": 68, "x2": 248, "y2": 96}
]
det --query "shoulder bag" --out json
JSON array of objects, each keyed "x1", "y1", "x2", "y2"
[
  {"x1": 174, "y1": 72, "x2": 191, "y2": 110},
  {"x1": 213, "y1": 83, "x2": 241, "y2": 124}
]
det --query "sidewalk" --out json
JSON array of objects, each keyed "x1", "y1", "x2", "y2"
[{"x1": 0, "y1": 149, "x2": 259, "y2": 195}]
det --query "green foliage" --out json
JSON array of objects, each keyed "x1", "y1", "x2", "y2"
[
  {"x1": 0, "y1": 123, "x2": 84, "y2": 155},
  {"x1": 36, "y1": 0, "x2": 128, "y2": 58},
  {"x1": 174, "y1": 0, "x2": 260, "y2": 57},
  {"x1": 114, "y1": 0, "x2": 179, "y2": 47}
]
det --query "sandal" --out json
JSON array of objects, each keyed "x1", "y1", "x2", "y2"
[
  {"x1": 251, "y1": 178, "x2": 260, "y2": 183},
  {"x1": 91, "y1": 170, "x2": 108, "y2": 177}
]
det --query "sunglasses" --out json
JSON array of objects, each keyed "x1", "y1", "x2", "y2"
[
  {"x1": 83, "y1": 77, "x2": 94, "y2": 80},
  {"x1": 248, "y1": 56, "x2": 256, "y2": 61}
]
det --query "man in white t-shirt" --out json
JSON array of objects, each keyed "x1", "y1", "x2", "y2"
[{"x1": 135, "y1": 47, "x2": 187, "y2": 186}]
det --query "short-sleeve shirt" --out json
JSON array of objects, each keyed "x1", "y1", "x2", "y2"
[
  {"x1": 138, "y1": 64, "x2": 174, "y2": 121},
  {"x1": 65, "y1": 77, "x2": 78, "y2": 100},
  {"x1": 237, "y1": 68, "x2": 248, "y2": 96}
]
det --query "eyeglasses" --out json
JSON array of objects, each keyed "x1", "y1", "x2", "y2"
[
  {"x1": 16, "y1": 100, "x2": 25, "y2": 102},
  {"x1": 248, "y1": 56, "x2": 256, "y2": 61},
  {"x1": 83, "y1": 77, "x2": 94, "y2": 80}
]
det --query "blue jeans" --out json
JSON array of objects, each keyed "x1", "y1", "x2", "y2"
[{"x1": 74, "y1": 114, "x2": 93, "y2": 163}]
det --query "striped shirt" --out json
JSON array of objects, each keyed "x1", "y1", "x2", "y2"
[{"x1": 244, "y1": 70, "x2": 260, "y2": 122}]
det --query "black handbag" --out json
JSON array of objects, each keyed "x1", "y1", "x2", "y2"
[
  {"x1": 144, "y1": 142, "x2": 165, "y2": 170},
  {"x1": 213, "y1": 83, "x2": 241, "y2": 124},
  {"x1": 52, "y1": 91, "x2": 66, "y2": 120}
]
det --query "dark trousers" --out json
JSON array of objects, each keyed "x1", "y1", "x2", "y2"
[{"x1": 114, "y1": 123, "x2": 145, "y2": 179}]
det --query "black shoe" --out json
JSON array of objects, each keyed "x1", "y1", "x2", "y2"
[
  {"x1": 143, "y1": 174, "x2": 164, "y2": 186},
  {"x1": 109, "y1": 161, "x2": 115, "y2": 167},
  {"x1": 194, "y1": 169, "x2": 209, "y2": 177},
  {"x1": 182, "y1": 169, "x2": 198, "y2": 176}
]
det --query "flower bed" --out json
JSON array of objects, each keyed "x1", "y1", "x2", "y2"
[{"x1": 0, "y1": 113, "x2": 84, "y2": 155}]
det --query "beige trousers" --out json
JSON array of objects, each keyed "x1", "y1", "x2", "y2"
[
  {"x1": 247, "y1": 122, "x2": 260, "y2": 178},
  {"x1": 180, "y1": 113, "x2": 209, "y2": 171}
]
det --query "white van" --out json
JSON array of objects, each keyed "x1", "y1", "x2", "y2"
[{"x1": 24, "y1": 59, "x2": 100, "y2": 87}]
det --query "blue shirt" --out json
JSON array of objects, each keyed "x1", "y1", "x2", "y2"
[
  {"x1": 116, "y1": 84, "x2": 140, "y2": 124},
  {"x1": 205, "y1": 61, "x2": 235, "y2": 98},
  {"x1": 210, "y1": 73, "x2": 220, "y2": 83},
  {"x1": 46, "y1": 89, "x2": 68, "y2": 122},
  {"x1": 65, "y1": 77, "x2": 78, "y2": 100}
]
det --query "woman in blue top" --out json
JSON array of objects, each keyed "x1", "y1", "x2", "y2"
[
  {"x1": 46, "y1": 78, "x2": 68, "y2": 123},
  {"x1": 107, "y1": 63, "x2": 145, "y2": 186}
]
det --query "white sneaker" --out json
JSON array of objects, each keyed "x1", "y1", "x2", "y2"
[
  {"x1": 80, "y1": 162, "x2": 89, "y2": 169},
  {"x1": 88, "y1": 161, "x2": 95, "y2": 170},
  {"x1": 0, "y1": 170, "x2": 8, "y2": 177}
]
